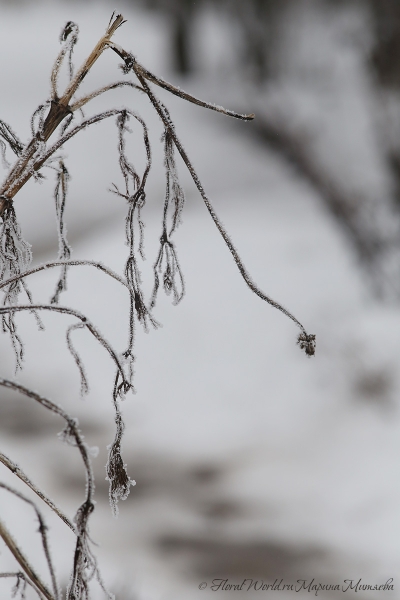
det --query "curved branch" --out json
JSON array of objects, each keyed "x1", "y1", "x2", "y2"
[
  {"x1": 70, "y1": 81, "x2": 144, "y2": 112},
  {"x1": 0, "y1": 378, "x2": 101, "y2": 598},
  {"x1": 0, "y1": 259, "x2": 129, "y2": 292},
  {"x1": 33, "y1": 107, "x2": 151, "y2": 190},
  {"x1": 109, "y1": 43, "x2": 254, "y2": 121},
  {"x1": 126, "y1": 58, "x2": 316, "y2": 355},
  {"x1": 0, "y1": 378, "x2": 94, "y2": 502},
  {"x1": 0, "y1": 305, "x2": 129, "y2": 390}
]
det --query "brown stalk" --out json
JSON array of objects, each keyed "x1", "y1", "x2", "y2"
[{"x1": 0, "y1": 14, "x2": 124, "y2": 217}]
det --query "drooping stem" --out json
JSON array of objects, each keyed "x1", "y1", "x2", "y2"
[{"x1": 111, "y1": 48, "x2": 315, "y2": 353}]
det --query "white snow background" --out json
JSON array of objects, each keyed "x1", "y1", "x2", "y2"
[{"x1": 0, "y1": 1, "x2": 399, "y2": 599}]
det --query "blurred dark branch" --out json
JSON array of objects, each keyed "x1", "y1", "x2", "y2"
[
  {"x1": 252, "y1": 116, "x2": 400, "y2": 297},
  {"x1": 144, "y1": 0, "x2": 196, "y2": 73},
  {"x1": 369, "y1": 0, "x2": 400, "y2": 88}
]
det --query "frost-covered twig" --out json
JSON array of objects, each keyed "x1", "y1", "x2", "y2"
[
  {"x1": 0, "y1": 571, "x2": 35, "y2": 599},
  {"x1": 0, "y1": 516, "x2": 54, "y2": 600},
  {"x1": 0, "y1": 483, "x2": 59, "y2": 600},
  {"x1": 51, "y1": 160, "x2": 71, "y2": 304},
  {"x1": 0, "y1": 259, "x2": 129, "y2": 292},
  {"x1": 111, "y1": 47, "x2": 316, "y2": 355},
  {"x1": 0, "y1": 13, "x2": 125, "y2": 213},
  {"x1": 0, "y1": 304, "x2": 130, "y2": 393},
  {"x1": 0, "y1": 11, "x2": 317, "y2": 600},
  {"x1": 0, "y1": 452, "x2": 74, "y2": 532},
  {"x1": 0, "y1": 378, "x2": 114, "y2": 599}
]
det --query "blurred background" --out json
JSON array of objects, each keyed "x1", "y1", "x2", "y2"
[{"x1": 0, "y1": 0, "x2": 399, "y2": 598}]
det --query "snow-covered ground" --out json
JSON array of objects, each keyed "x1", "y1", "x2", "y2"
[{"x1": 0, "y1": 2, "x2": 399, "y2": 599}]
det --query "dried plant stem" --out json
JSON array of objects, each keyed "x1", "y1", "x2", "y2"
[
  {"x1": 0, "y1": 452, "x2": 75, "y2": 533},
  {"x1": 59, "y1": 14, "x2": 124, "y2": 107},
  {"x1": 0, "y1": 572, "x2": 36, "y2": 598},
  {"x1": 0, "y1": 14, "x2": 124, "y2": 216},
  {"x1": 0, "y1": 259, "x2": 129, "y2": 292},
  {"x1": 134, "y1": 60, "x2": 254, "y2": 120},
  {"x1": 0, "y1": 305, "x2": 129, "y2": 389},
  {"x1": 0, "y1": 378, "x2": 94, "y2": 505},
  {"x1": 0, "y1": 13, "x2": 316, "y2": 597},
  {"x1": 0, "y1": 483, "x2": 60, "y2": 600},
  {"x1": 118, "y1": 52, "x2": 312, "y2": 341},
  {"x1": 0, "y1": 516, "x2": 54, "y2": 600},
  {"x1": 0, "y1": 378, "x2": 112, "y2": 599},
  {"x1": 70, "y1": 80, "x2": 143, "y2": 112}
]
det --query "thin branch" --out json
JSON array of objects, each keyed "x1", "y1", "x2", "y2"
[
  {"x1": 0, "y1": 379, "x2": 110, "y2": 599},
  {"x1": 0, "y1": 483, "x2": 60, "y2": 600},
  {"x1": 113, "y1": 49, "x2": 316, "y2": 355},
  {"x1": 0, "y1": 13, "x2": 125, "y2": 216},
  {"x1": 58, "y1": 14, "x2": 125, "y2": 109},
  {"x1": 70, "y1": 81, "x2": 144, "y2": 112},
  {"x1": 109, "y1": 43, "x2": 255, "y2": 121},
  {"x1": 0, "y1": 304, "x2": 129, "y2": 390},
  {"x1": 51, "y1": 22, "x2": 79, "y2": 101},
  {"x1": 0, "y1": 259, "x2": 129, "y2": 292},
  {"x1": 0, "y1": 517, "x2": 54, "y2": 600},
  {"x1": 66, "y1": 323, "x2": 89, "y2": 396},
  {"x1": 0, "y1": 120, "x2": 24, "y2": 158},
  {"x1": 51, "y1": 160, "x2": 71, "y2": 305},
  {"x1": 0, "y1": 571, "x2": 37, "y2": 599},
  {"x1": 0, "y1": 452, "x2": 75, "y2": 533},
  {"x1": 0, "y1": 378, "x2": 94, "y2": 499}
]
